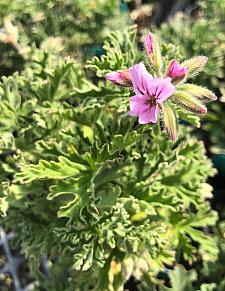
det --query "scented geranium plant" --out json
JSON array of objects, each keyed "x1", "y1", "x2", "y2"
[{"x1": 0, "y1": 27, "x2": 218, "y2": 290}]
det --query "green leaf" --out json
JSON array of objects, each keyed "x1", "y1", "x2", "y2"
[
  {"x1": 48, "y1": 179, "x2": 78, "y2": 200},
  {"x1": 199, "y1": 283, "x2": 217, "y2": 291},
  {"x1": 110, "y1": 131, "x2": 141, "y2": 154},
  {"x1": 87, "y1": 25, "x2": 138, "y2": 77},
  {"x1": 16, "y1": 156, "x2": 87, "y2": 183},
  {"x1": 37, "y1": 62, "x2": 74, "y2": 101},
  {"x1": 164, "y1": 265, "x2": 197, "y2": 291},
  {"x1": 175, "y1": 106, "x2": 201, "y2": 127}
]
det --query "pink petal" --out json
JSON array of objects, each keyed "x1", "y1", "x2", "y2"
[
  {"x1": 154, "y1": 78, "x2": 175, "y2": 103},
  {"x1": 128, "y1": 95, "x2": 148, "y2": 116},
  {"x1": 129, "y1": 63, "x2": 153, "y2": 95},
  {"x1": 138, "y1": 104, "x2": 158, "y2": 124}
]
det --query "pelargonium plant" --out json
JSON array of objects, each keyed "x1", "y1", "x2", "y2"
[
  {"x1": 106, "y1": 32, "x2": 217, "y2": 141},
  {"x1": 0, "y1": 27, "x2": 219, "y2": 290}
]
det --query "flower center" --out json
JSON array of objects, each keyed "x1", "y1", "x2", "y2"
[{"x1": 149, "y1": 95, "x2": 156, "y2": 106}]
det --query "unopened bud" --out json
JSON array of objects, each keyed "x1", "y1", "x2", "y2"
[
  {"x1": 178, "y1": 84, "x2": 217, "y2": 101},
  {"x1": 105, "y1": 70, "x2": 132, "y2": 87},
  {"x1": 181, "y1": 56, "x2": 208, "y2": 78},
  {"x1": 161, "y1": 102, "x2": 178, "y2": 141},
  {"x1": 167, "y1": 60, "x2": 188, "y2": 84},
  {"x1": 144, "y1": 32, "x2": 162, "y2": 72},
  {"x1": 145, "y1": 33, "x2": 153, "y2": 55},
  {"x1": 174, "y1": 91, "x2": 207, "y2": 114}
]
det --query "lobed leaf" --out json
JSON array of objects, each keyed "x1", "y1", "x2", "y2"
[{"x1": 15, "y1": 156, "x2": 87, "y2": 183}]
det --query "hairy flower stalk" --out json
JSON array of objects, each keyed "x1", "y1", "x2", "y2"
[{"x1": 105, "y1": 32, "x2": 217, "y2": 141}]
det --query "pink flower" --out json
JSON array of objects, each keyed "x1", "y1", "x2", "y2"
[
  {"x1": 128, "y1": 63, "x2": 175, "y2": 124},
  {"x1": 167, "y1": 60, "x2": 188, "y2": 83},
  {"x1": 105, "y1": 70, "x2": 132, "y2": 86}
]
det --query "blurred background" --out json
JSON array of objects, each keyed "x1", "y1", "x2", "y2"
[{"x1": 0, "y1": 0, "x2": 224, "y2": 290}]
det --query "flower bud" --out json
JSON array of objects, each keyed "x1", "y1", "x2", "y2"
[
  {"x1": 161, "y1": 102, "x2": 178, "y2": 141},
  {"x1": 174, "y1": 91, "x2": 207, "y2": 114},
  {"x1": 144, "y1": 32, "x2": 162, "y2": 72},
  {"x1": 181, "y1": 56, "x2": 208, "y2": 78},
  {"x1": 178, "y1": 84, "x2": 217, "y2": 101},
  {"x1": 167, "y1": 60, "x2": 188, "y2": 84},
  {"x1": 145, "y1": 33, "x2": 153, "y2": 55},
  {"x1": 105, "y1": 70, "x2": 132, "y2": 87}
]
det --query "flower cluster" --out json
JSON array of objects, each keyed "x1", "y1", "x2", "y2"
[{"x1": 106, "y1": 32, "x2": 217, "y2": 141}]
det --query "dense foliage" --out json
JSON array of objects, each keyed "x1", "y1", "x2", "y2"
[
  {"x1": 0, "y1": 1, "x2": 224, "y2": 290},
  {"x1": 0, "y1": 0, "x2": 128, "y2": 75},
  {"x1": 0, "y1": 25, "x2": 219, "y2": 290}
]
